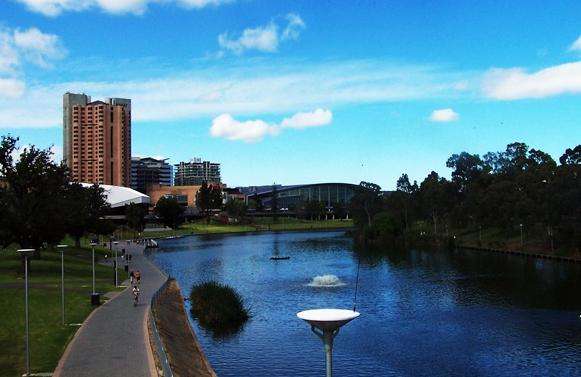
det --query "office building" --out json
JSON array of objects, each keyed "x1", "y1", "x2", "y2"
[
  {"x1": 174, "y1": 158, "x2": 221, "y2": 186},
  {"x1": 131, "y1": 157, "x2": 172, "y2": 194},
  {"x1": 63, "y1": 93, "x2": 131, "y2": 186}
]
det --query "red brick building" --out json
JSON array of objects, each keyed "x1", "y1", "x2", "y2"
[{"x1": 63, "y1": 93, "x2": 131, "y2": 186}]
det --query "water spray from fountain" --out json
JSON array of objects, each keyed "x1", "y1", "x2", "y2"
[{"x1": 307, "y1": 274, "x2": 346, "y2": 287}]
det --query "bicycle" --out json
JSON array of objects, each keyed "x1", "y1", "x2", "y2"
[{"x1": 132, "y1": 285, "x2": 140, "y2": 306}]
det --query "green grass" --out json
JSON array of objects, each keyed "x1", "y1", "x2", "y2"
[
  {"x1": 143, "y1": 218, "x2": 353, "y2": 238},
  {"x1": 0, "y1": 246, "x2": 124, "y2": 376}
]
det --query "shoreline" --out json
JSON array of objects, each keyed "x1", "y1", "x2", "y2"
[
  {"x1": 457, "y1": 244, "x2": 581, "y2": 264},
  {"x1": 150, "y1": 278, "x2": 217, "y2": 377},
  {"x1": 147, "y1": 226, "x2": 354, "y2": 241}
]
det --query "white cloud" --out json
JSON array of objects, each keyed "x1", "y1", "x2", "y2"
[
  {"x1": 282, "y1": 13, "x2": 306, "y2": 41},
  {"x1": 0, "y1": 27, "x2": 64, "y2": 72},
  {"x1": 211, "y1": 108, "x2": 332, "y2": 142},
  {"x1": 15, "y1": 0, "x2": 232, "y2": 16},
  {"x1": 0, "y1": 59, "x2": 469, "y2": 129},
  {"x1": 219, "y1": 23, "x2": 279, "y2": 54},
  {"x1": 280, "y1": 108, "x2": 332, "y2": 129},
  {"x1": 218, "y1": 13, "x2": 306, "y2": 55},
  {"x1": 210, "y1": 113, "x2": 279, "y2": 142},
  {"x1": 13, "y1": 28, "x2": 66, "y2": 68},
  {"x1": 0, "y1": 78, "x2": 26, "y2": 99},
  {"x1": 429, "y1": 108, "x2": 459, "y2": 122},
  {"x1": 482, "y1": 61, "x2": 581, "y2": 100},
  {"x1": 569, "y1": 35, "x2": 581, "y2": 51}
]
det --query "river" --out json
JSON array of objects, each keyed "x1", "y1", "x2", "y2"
[{"x1": 150, "y1": 231, "x2": 581, "y2": 376}]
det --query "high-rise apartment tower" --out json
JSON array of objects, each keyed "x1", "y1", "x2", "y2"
[
  {"x1": 174, "y1": 158, "x2": 221, "y2": 186},
  {"x1": 63, "y1": 93, "x2": 131, "y2": 186}
]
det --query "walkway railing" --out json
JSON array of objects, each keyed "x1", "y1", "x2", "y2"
[{"x1": 150, "y1": 277, "x2": 174, "y2": 377}]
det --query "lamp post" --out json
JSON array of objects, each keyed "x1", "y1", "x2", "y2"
[
  {"x1": 18, "y1": 249, "x2": 35, "y2": 377},
  {"x1": 113, "y1": 241, "x2": 119, "y2": 287},
  {"x1": 89, "y1": 240, "x2": 100, "y2": 305},
  {"x1": 57, "y1": 245, "x2": 68, "y2": 326},
  {"x1": 519, "y1": 223, "x2": 524, "y2": 249},
  {"x1": 297, "y1": 309, "x2": 359, "y2": 377}
]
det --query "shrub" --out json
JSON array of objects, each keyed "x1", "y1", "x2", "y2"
[{"x1": 189, "y1": 281, "x2": 249, "y2": 336}]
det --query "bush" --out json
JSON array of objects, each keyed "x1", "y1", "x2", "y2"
[{"x1": 189, "y1": 281, "x2": 249, "y2": 336}]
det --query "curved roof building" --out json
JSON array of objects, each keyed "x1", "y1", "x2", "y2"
[
  {"x1": 80, "y1": 183, "x2": 150, "y2": 208},
  {"x1": 245, "y1": 183, "x2": 358, "y2": 209}
]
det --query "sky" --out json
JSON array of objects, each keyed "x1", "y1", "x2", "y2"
[{"x1": 0, "y1": 0, "x2": 580, "y2": 189}]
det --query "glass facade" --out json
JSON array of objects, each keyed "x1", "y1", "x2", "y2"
[{"x1": 254, "y1": 183, "x2": 357, "y2": 209}]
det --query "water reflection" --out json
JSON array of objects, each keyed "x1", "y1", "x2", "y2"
[{"x1": 150, "y1": 231, "x2": 581, "y2": 377}]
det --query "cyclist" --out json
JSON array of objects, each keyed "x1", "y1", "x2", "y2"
[{"x1": 130, "y1": 270, "x2": 141, "y2": 306}]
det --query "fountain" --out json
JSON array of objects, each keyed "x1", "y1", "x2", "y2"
[
  {"x1": 307, "y1": 274, "x2": 346, "y2": 287},
  {"x1": 297, "y1": 308, "x2": 360, "y2": 377}
]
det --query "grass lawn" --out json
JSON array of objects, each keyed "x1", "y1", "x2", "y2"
[
  {"x1": 0, "y1": 245, "x2": 124, "y2": 377},
  {"x1": 142, "y1": 218, "x2": 354, "y2": 238}
]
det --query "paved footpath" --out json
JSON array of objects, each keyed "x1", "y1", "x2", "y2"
[{"x1": 54, "y1": 242, "x2": 166, "y2": 377}]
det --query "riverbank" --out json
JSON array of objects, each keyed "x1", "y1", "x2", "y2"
[
  {"x1": 0, "y1": 245, "x2": 123, "y2": 377},
  {"x1": 143, "y1": 218, "x2": 354, "y2": 238},
  {"x1": 151, "y1": 278, "x2": 217, "y2": 377}
]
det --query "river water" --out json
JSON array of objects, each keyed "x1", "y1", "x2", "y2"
[{"x1": 150, "y1": 231, "x2": 581, "y2": 376}]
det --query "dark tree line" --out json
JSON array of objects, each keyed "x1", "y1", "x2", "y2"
[
  {"x1": 0, "y1": 136, "x2": 112, "y2": 252},
  {"x1": 350, "y1": 142, "x2": 580, "y2": 252}
]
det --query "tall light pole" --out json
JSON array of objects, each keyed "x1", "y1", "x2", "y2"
[
  {"x1": 18, "y1": 248, "x2": 35, "y2": 377},
  {"x1": 89, "y1": 241, "x2": 100, "y2": 305},
  {"x1": 519, "y1": 223, "x2": 524, "y2": 249},
  {"x1": 113, "y1": 241, "x2": 119, "y2": 287},
  {"x1": 57, "y1": 245, "x2": 68, "y2": 326}
]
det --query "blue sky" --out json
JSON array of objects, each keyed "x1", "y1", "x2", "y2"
[{"x1": 1, "y1": 0, "x2": 580, "y2": 188}]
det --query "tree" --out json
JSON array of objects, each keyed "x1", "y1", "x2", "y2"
[
  {"x1": 0, "y1": 136, "x2": 69, "y2": 250},
  {"x1": 155, "y1": 196, "x2": 184, "y2": 229},
  {"x1": 125, "y1": 202, "x2": 147, "y2": 233},
  {"x1": 350, "y1": 181, "x2": 383, "y2": 228},
  {"x1": 196, "y1": 182, "x2": 211, "y2": 222},
  {"x1": 209, "y1": 185, "x2": 223, "y2": 211},
  {"x1": 225, "y1": 199, "x2": 247, "y2": 218},
  {"x1": 559, "y1": 145, "x2": 581, "y2": 165},
  {"x1": 64, "y1": 183, "x2": 109, "y2": 247},
  {"x1": 446, "y1": 152, "x2": 487, "y2": 192}
]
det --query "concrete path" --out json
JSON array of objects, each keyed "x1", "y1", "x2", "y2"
[{"x1": 54, "y1": 242, "x2": 166, "y2": 377}]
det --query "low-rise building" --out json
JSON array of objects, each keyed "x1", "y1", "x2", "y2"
[{"x1": 147, "y1": 184, "x2": 201, "y2": 208}]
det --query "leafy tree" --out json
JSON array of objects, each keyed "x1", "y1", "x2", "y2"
[
  {"x1": 559, "y1": 145, "x2": 581, "y2": 165},
  {"x1": 209, "y1": 185, "x2": 223, "y2": 210},
  {"x1": 225, "y1": 199, "x2": 247, "y2": 218},
  {"x1": 125, "y1": 202, "x2": 147, "y2": 233},
  {"x1": 64, "y1": 183, "x2": 109, "y2": 247},
  {"x1": 350, "y1": 181, "x2": 382, "y2": 228},
  {"x1": 304, "y1": 200, "x2": 325, "y2": 220},
  {"x1": 0, "y1": 136, "x2": 69, "y2": 250},
  {"x1": 155, "y1": 196, "x2": 184, "y2": 229},
  {"x1": 196, "y1": 182, "x2": 211, "y2": 222}
]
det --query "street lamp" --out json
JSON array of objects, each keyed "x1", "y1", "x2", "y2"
[
  {"x1": 297, "y1": 309, "x2": 360, "y2": 377},
  {"x1": 18, "y1": 248, "x2": 35, "y2": 377},
  {"x1": 89, "y1": 240, "x2": 100, "y2": 306},
  {"x1": 113, "y1": 241, "x2": 119, "y2": 287},
  {"x1": 519, "y1": 223, "x2": 524, "y2": 249},
  {"x1": 57, "y1": 245, "x2": 68, "y2": 326}
]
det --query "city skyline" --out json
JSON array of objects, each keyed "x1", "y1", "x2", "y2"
[{"x1": 1, "y1": 1, "x2": 581, "y2": 188}]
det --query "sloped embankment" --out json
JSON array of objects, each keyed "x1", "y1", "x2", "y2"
[{"x1": 151, "y1": 278, "x2": 217, "y2": 377}]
